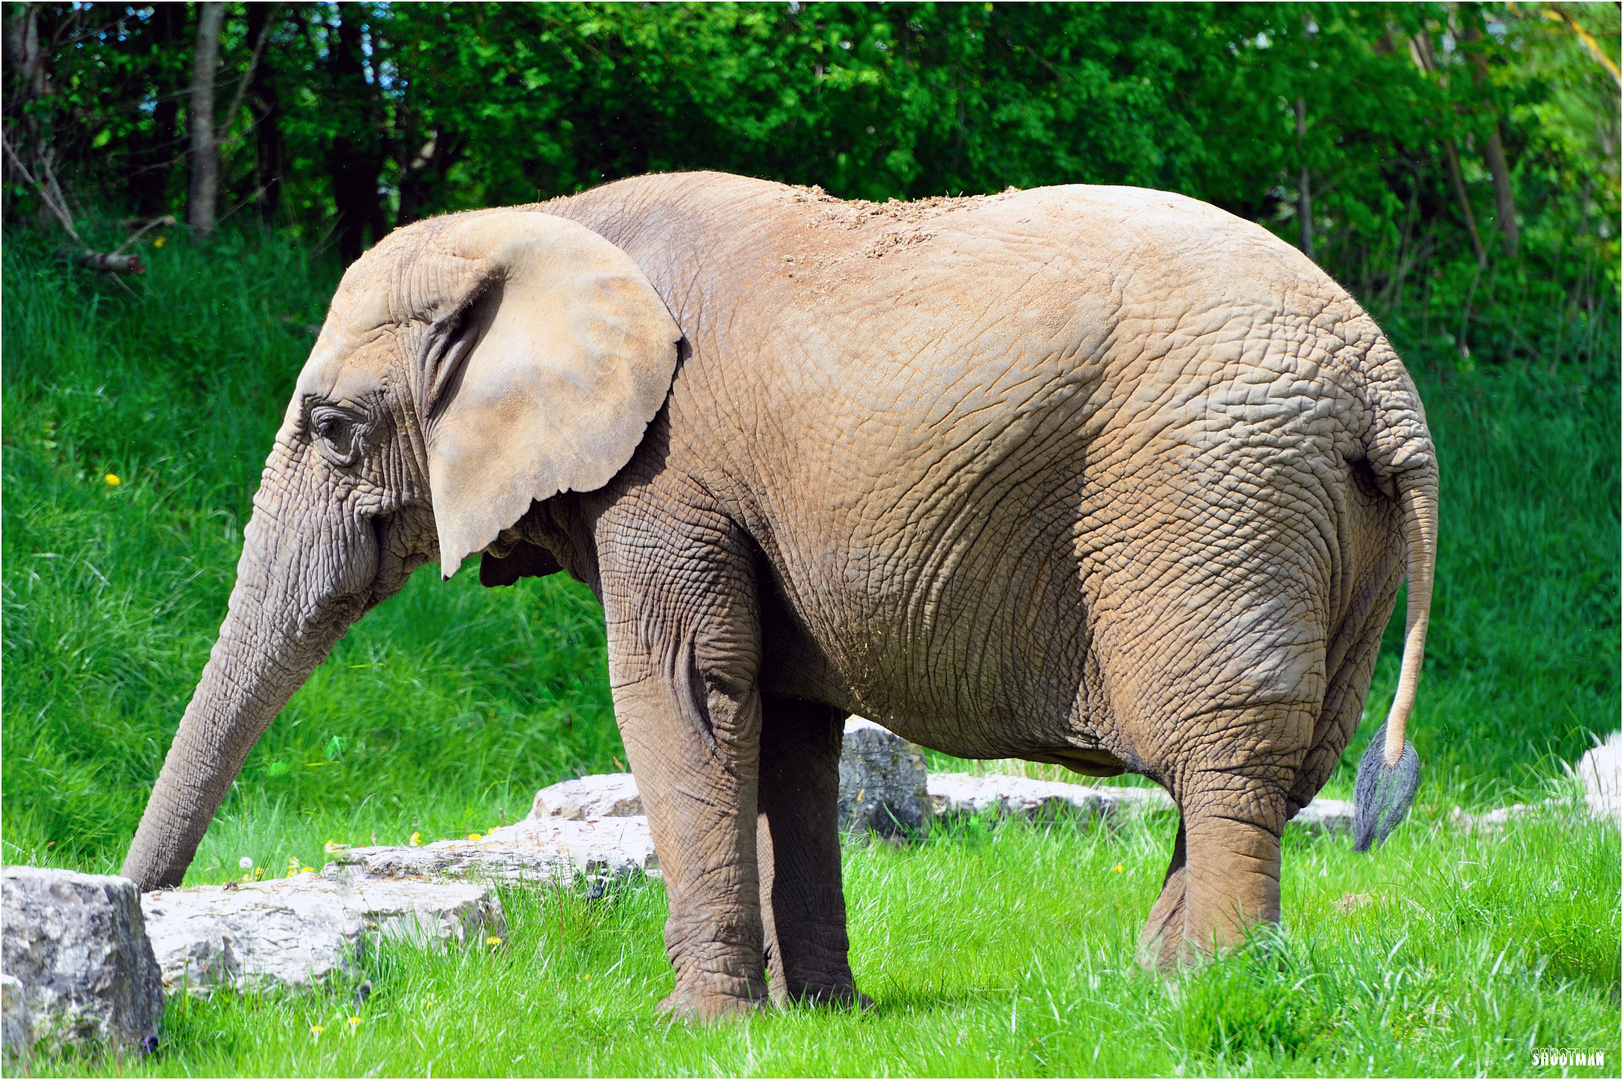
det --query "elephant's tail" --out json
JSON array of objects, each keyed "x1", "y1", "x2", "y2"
[
  {"x1": 1352, "y1": 368, "x2": 1438, "y2": 852},
  {"x1": 1381, "y1": 478, "x2": 1437, "y2": 766}
]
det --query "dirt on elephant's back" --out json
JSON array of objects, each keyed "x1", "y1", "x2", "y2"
[{"x1": 782, "y1": 184, "x2": 1015, "y2": 277}]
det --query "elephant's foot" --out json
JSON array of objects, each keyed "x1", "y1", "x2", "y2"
[
  {"x1": 1135, "y1": 864, "x2": 1188, "y2": 972},
  {"x1": 1137, "y1": 818, "x2": 1189, "y2": 972},
  {"x1": 775, "y1": 982, "x2": 875, "y2": 1011},
  {"x1": 1137, "y1": 779, "x2": 1286, "y2": 973},
  {"x1": 656, "y1": 986, "x2": 769, "y2": 1023}
]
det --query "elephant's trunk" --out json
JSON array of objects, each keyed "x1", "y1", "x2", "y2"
[{"x1": 121, "y1": 445, "x2": 378, "y2": 890}]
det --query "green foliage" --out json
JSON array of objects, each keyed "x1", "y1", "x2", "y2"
[
  {"x1": 24, "y1": 811, "x2": 1622, "y2": 1077},
  {"x1": 9, "y1": 4, "x2": 1618, "y2": 339}
]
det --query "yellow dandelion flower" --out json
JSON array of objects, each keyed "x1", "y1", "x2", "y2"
[
  {"x1": 310, "y1": 1024, "x2": 323, "y2": 1035},
  {"x1": 486, "y1": 936, "x2": 503, "y2": 946},
  {"x1": 1112, "y1": 864, "x2": 1124, "y2": 873},
  {"x1": 152, "y1": 235, "x2": 166, "y2": 248},
  {"x1": 467, "y1": 832, "x2": 482, "y2": 842},
  {"x1": 347, "y1": 1016, "x2": 361, "y2": 1026},
  {"x1": 409, "y1": 832, "x2": 422, "y2": 846},
  {"x1": 104, "y1": 473, "x2": 121, "y2": 486},
  {"x1": 301, "y1": 867, "x2": 315, "y2": 874}
]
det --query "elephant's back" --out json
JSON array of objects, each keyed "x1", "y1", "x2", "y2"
[{"x1": 558, "y1": 170, "x2": 1346, "y2": 321}]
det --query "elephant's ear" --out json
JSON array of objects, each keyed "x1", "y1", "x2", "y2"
[{"x1": 422, "y1": 212, "x2": 682, "y2": 578}]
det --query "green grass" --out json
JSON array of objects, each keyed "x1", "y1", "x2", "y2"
[
  {"x1": 3, "y1": 226, "x2": 1619, "y2": 1075},
  {"x1": 27, "y1": 807, "x2": 1622, "y2": 1077}
]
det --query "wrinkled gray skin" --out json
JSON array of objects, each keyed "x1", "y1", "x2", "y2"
[{"x1": 123, "y1": 172, "x2": 1437, "y2": 1020}]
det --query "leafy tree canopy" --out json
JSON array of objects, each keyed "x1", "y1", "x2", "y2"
[{"x1": 4, "y1": 1, "x2": 1617, "y2": 363}]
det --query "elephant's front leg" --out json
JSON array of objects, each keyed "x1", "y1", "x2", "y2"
[{"x1": 599, "y1": 520, "x2": 769, "y2": 1020}]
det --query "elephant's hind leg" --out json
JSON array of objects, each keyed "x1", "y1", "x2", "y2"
[
  {"x1": 1137, "y1": 704, "x2": 1306, "y2": 970},
  {"x1": 757, "y1": 695, "x2": 868, "y2": 1008}
]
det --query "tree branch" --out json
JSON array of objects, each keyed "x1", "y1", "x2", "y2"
[
  {"x1": 217, "y1": 3, "x2": 279, "y2": 149},
  {"x1": 1542, "y1": 6, "x2": 1622, "y2": 90},
  {"x1": 3, "y1": 133, "x2": 151, "y2": 275}
]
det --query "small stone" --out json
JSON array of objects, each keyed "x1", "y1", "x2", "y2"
[
  {"x1": 1450, "y1": 803, "x2": 1539, "y2": 833},
  {"x1": 1578, "y1": 732, "x2": 1621, "y2": 823},
  {"x1": 1, "y1": 867, "x2": 164, "y2": 1061},
  {"x1": 1333, "y1": 892, "x2": 1377, "y2": 914},
  {"x1": 530, "y1": 773, "x2": 643, "y2": 821},
  {"x1": 838, "y1": 717, "x2": 933, "y2": 837}
]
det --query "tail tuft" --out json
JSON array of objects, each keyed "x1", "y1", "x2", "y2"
[{"x1": 1352, "y1": 722, "x2": 1420, "y2": 852}]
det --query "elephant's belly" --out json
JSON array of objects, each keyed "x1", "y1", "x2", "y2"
[{"x1": 759, "y1": 473, "x2": 1120, "y2": 768}]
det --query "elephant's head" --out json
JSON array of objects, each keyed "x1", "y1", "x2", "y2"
[{"x1": 121, "y1": 211, "x2": 681, "y2": 890}]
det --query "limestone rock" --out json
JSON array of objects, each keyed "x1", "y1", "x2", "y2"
[
  {"x1": 531, "y1": 773, "x2": 642, "y2": 820},
  {"x1": 927, "y1": 772, "x2": 1108, "y2": 822},
  {"x1": 927, "y1": 772, "x2": 1175, "y2": 822},
  {"x1": 1, "y1": 866, "x2": 163, "y2": 1060},
  {"x1": 925, "y1": 773, "x2": 1355, "y2": 834},
  {"x1": 1578, "y1": 731, "x2": 1621, "y2": 823},
  {"x1": 1, "y1": 973, "x2": 27, "y2": 1058},
  {"x1": 1450, "y1": 802, "x2": 1541, "y2": 833},
  {"x1": 326, "y1": 816, "x2": 658, "y2": 885},
  {"x1": 839, "y1": 717, "x2": 933, "y2": 837},
  {"x1": 1292, "y1": 797, "x2": 1357, "y2": 836},
  {"x1": 140, "y1": 875, "x2": 503, "y2": 994}
]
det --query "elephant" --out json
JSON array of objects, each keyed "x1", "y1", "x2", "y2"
[{"x1": 122, "y1": 171, "x2": 1436, "y2": 1019}]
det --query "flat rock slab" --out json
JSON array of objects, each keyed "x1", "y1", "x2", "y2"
[
  {"x1": 2, "y1": 866, "x2": 163, "y2": 1060},
  {"x1": 1579, "y1": 732, "x2": 1621, "y2": 823},
  {"x1": 927, "y1": 772, "x2": 1174, "y2": 822},
  {"x1": 1450, "y1": 802, "x2": 1545, "y2": 833},
  {"x1": 327, "y1": 815, "x2": 659, "y2": 885},
  {"x1": 141, "y1": 876, "x2": 503, "y2": 994},
  {"x1": 927, "y1": 774, "x2": 1357, "y2": 836}
]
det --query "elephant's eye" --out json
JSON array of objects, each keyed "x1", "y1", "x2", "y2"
[
  {"x1": 310, "y1": 405, "x2": 366, "y2": 466},
  {"x1": 314, "y1": 414, "x2": 347, "y2": 442}
]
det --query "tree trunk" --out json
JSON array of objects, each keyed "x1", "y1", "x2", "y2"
[
  {"x1": 326, "y1": 5, "x2": 386, "y2": 263},
  {"x1": 1478, "y1": 124, "x2": 1517, "y2": 259},
  {"x1": 1408, "y1": 32, "x2": 1486, "y2": 266},
  {"x1": 1458, "y1": 16, "x2": 1518, "y2": 259},
  {"x1": 1294, "y1": 96, "x2": 1313, "y2": 260},
  {"x1": 1440, "y1": 137, "x2": 1486, "y2": 265},
  {"x1": 247, "y1": 3, "x2": 285, "y2": 219},
  {"x1": 188, "y1": 2, "x2": 226, "y2": 236},
  {"x1": 132, "y1": 2, "x2": 186, "y2": 217},
  {"x1": 4, "y1": 3, "x2": 50, "y2": 223},
  {"x1": 3, "y1": 4, "x2": 46, "y2": 101}
]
